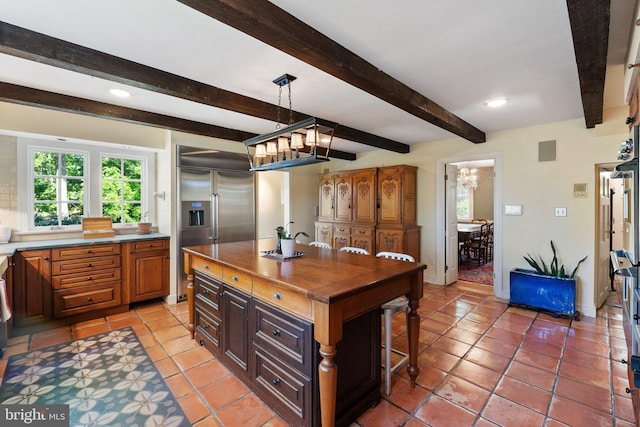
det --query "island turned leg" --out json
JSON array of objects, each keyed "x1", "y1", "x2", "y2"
[
  {"x1": 407, "y1": 297, "x2": 421, "y2": 387},
  {"x1": 187, "y1": 272, "x2": 195, "y2": 339},
  {"x1": 318, "y1": 344, "x2": 338, "y2": 427}
]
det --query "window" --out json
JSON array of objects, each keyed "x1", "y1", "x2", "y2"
[
  {"x1": 19, "y1": 138, "x2": 155, "y2": 231},
  {"x1": 456, "y1": 184, "x2": 473, "y2": 220},
  {"x1": 32, "y1": 150, "x2": 86, "y2": 227},
  {"x1": 101, "y1": 156, "x2": 143, "y2": 224}
]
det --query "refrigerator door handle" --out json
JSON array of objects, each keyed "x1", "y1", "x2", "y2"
[{"x1": 211, "y1": 193, "x2": 219, "y2": 241}]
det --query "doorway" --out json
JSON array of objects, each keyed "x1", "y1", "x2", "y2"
[
  {"x1": 436, "y1": 153, "x2": 504, "y2": 298},
  {"x1": 595, "y1": 163, "x2": 624, "y2": 309}
]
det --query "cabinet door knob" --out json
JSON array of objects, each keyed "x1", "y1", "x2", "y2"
[
  {"x1": 273, "y1": 329, "x2": 281, "y2": 336},
  {"x1": 87, "y1": 249, "x2": 92, "y2": 253},
  {"x1": 626, "y1": 387, "x2": 635, "y2": 395},
  {"x1": 87, "y1": 297, "x2": 93, "y2": 302},
  {"x1": 273, "y1": 293, "x2": 282, "y2": 300},
  {"x1": 87, "y1": 277, "x2": 92, "y2": 281},
  {"x1": 149, "y1": 244, "x2": 153, "y2": 247},
  {"x1": 43, "y1": 256, "x2": 49, "y2": 261},
  {"x1": 199, "y1": 340, "x2": 205, "y2": 346},
  {"x1": 204, "y1": 265, "x2": 209, "y2": 269},
  {"x1": 273, "y1": 378, "x2": 281, "y2": 386},
  {"x1": 87, "y1": 263, "x2": 92, "y2": 267},
  {"x1": 232, "y1": 276, "x2": 239, "y2": 281}
]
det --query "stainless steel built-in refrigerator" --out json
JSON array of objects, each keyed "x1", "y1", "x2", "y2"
[{"x1": 177, "y1": 147, "x2": 255, "y2": 299}]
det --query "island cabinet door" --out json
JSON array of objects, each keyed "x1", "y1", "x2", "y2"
[{"x1": 222, "y1": 285, "x2": 251, "y2": 379}]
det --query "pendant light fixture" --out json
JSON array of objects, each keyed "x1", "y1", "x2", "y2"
[{"x1": 245, "y1": 74, "x2": 336, "y2": 171}]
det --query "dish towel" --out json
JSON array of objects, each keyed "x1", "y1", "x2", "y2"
[{"x1": 0, "y1": 279, "x2": 11, "y2": 322}]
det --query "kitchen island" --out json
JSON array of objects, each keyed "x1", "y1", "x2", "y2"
[{"x1": 183, "y1": 239, "x2": 425, "y2": 427}]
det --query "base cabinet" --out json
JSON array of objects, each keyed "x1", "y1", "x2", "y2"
[
  {"x1": 9, "y1": 237, "x2": 169, "y2": 335},
  {"x1": 194, "y1": 269, "x2": 380, "y2": 427},
  {"x1": 122, "y1": 239, "x2": 170, "y2": 303}
]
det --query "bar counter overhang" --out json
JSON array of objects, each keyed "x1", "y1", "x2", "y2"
[{"x1": 182, "y1": 239, "x2": 426, "y2": 427}]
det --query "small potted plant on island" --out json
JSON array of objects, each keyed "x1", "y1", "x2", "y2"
[
  {"x1": 137, "y1": 211, "x2": 152, "y2": 234},
  {"x1": 275, "y1": 221, "x2": 310, "y2": 257},
  {"x1": 510, "y1": 240, "x2": 587, "y2": 320}
]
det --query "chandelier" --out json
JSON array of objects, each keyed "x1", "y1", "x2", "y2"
[
  {"x1": 458, "y1": 167, "x2": 478, "y2": 190},
  {"x1": 244, "y1": 74, "x2": 335, "y2": 171}
]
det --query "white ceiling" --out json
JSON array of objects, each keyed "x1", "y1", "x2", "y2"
[{"x1": 0, "y1": 0, "x2": 633, "y2": 154}]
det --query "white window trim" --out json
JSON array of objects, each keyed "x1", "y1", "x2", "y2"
[{"x1": 18, "y1": 137, "x2": 156, "y2": 233}]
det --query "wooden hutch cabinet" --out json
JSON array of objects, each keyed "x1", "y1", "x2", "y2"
[{"x1": 315, "y1": 165, "x2": 420, "y2": 260}]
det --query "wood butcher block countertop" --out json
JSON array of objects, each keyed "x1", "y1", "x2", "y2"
[{"x1": 183, "y1": 239, "x2": 426, "y2": 305}]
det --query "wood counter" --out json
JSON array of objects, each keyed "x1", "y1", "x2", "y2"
[{"x1": 183, "y1": 239, "x2": 425, "y2": 427}]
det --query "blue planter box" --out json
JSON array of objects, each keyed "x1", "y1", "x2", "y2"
[{"x1": 509, "y1": 268, "x2": 579, "y2": 320}]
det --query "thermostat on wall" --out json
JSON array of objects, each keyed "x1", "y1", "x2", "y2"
[{"x1": 574, "y1": 183, "x2": 587, "y2": 198}]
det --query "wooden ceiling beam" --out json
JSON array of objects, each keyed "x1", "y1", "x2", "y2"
[
  {"x1": 566, "y1": 0, "x2": 609, "y2": 128},
  {"x1": 178, "y1": 0, "x2": 486, "y2": 143},
  {"x1": 0, "y1": 82, "x2": 356, "y2": 161},
  {"x1": 0, "y1": 21, "x2": 405, "y2": 154}
]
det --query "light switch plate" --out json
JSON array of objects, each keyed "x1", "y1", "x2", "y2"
[{"x1": 554, "y1": 207, "x2": 567, "y2": 217}]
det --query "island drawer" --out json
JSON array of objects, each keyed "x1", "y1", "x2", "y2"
[
  {"x1": 52, "y1": 268, "x2": 121, "y2": 290},
  {"x1": 52, "y1": 255, "x2": 120, "y2": 276},
  {"x1": 52, "y1": 244, "x2": 120, "y2": 261},
  {"x1": 53, "y1": 282, "x2": 121, "y2": 317},
  {"x1": 253, "y1": 344, "x2": 311, "y2": 425},
  {"x1": 191, "y1": 257, "x2": 222, "y2": 278},
  {"x1": 222, "y1": 266, "x2": 252, "y2": 293},
  {"x1": 195, "y1": 307, "x2": 221, "y2": 352},
  {"x1": 253, "y1": 277, "x2": 311, "y2": 320},
  {"x1": 194, "y1": 271, "x2": 222, "y2": 312},
  {"x1": 252, "y1": 299, "x2": 313, "y2": 376}
]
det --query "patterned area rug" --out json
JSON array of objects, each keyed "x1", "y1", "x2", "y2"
[
  {"x1": 0, "y1": 327, "x2": 189, "y2": 427},
  {"x1": 458, "y1": 262, "x2": 494, "y2": 286}
]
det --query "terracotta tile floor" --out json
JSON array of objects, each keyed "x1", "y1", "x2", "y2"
[{"x1": 0, "y1": 280, "x2": 634, "y2": 427}]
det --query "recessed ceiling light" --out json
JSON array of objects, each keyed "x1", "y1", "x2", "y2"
[
  {"x1": 485, "y1": 97, "x2": 507, "y2": 108},
  {"x1": 484, "y1": 98, "x2": 507, "y2": 108},
  {"x1": 109, "y1": 88, "x2": 131, "y2": 98}
]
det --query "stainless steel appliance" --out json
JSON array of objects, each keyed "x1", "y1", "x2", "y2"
[{"x1": 177, "y1": 146, "x2": 255, "y2": 299}]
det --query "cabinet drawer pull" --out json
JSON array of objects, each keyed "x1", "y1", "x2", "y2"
[
  {"x1": 87, "y1": 249, "x2": 92, "y2": 254},
  {"x1": 201, "y1": 289, "x2": 209, "y2": 295},
  {"x1": 220, "y1": 291, "x2": 225, "y2": 297},
  {"x1": 232, "y1": 276, "x2": 239, "y2": 281},
  {"x1": 273, "y1": 293, "x2": 282, "y2": 300},
  {"x1": 204, "y1": 264, "x2": 209, "y2": 269},
  {"x1": 273, "y1": 378, "x2": 281, "y2": 386},
  {"x1": 273, "y1": 329, "x2": 281, "y2": 336},
  {"x1": 87, "y1": 297, "x2": 93, "y2": 302},
  {"x1": 149, "y1": 244, "x2": 153, "y2": 247},
  {"x1": 87, "y1": 277, "x2": 92, "y2": 281},
  {"x1": 199, "y1": 340, "x2": 205, "y2": 346},
  {"x1": 87, "y1": 263, "x2": 92, "y2": 267},
  {"x1": 203, "y1": 324, "x2": 210, "y2": 329}
]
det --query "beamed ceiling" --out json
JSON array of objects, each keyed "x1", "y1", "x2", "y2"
[{"x1": 0, "y1": 0, "x2": 623, "y2": 159}]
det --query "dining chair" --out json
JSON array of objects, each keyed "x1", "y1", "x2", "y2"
[
  {"x1": 466, "y1": 222, "x2": 489, "y2": 265},
  {"x1": 309, "y1": 241, "x2": 332, "y2": 249},
  {"x1": 339, "y1": 246, "x2": 370, "y2": 255},
  {"x1": 376, "y1": 251, "x2": 415, "y2": 395}
]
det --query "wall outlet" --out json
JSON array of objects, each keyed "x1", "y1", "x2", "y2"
[{"x1": 554, "y1": 207, "x2": 567, "y2": 217}]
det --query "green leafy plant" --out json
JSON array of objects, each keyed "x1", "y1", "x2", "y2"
[
  {"x1": 523, "y1": 240, "x2": 587, "y2": 278},
  {"x1": 275, "y1": 221, "x2": 309, "y2": 240}
]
